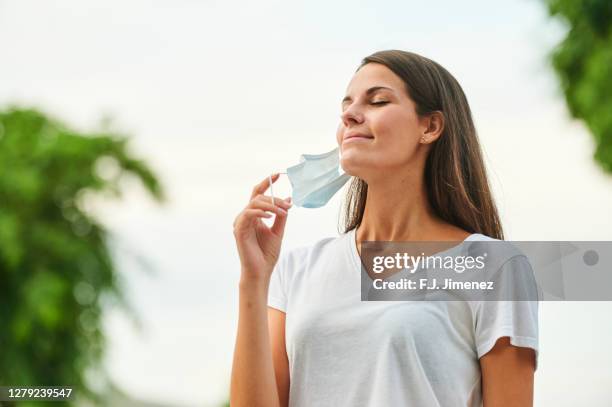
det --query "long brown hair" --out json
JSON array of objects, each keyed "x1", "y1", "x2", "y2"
[{"x1": 339, "y1": 50, "x2": 504, "y2": 240}]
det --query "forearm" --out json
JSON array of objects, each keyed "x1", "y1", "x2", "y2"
[{"x1": 230, "y1": 277, "x2": 280, "y2": 407}]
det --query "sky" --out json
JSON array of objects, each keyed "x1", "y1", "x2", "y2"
[{"x1": 1, "y1": 0, "x2": 612, "y2": 405}]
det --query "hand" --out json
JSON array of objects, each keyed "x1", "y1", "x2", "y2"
[{"x1": 233, "y1": 173, "x2": 293, "y2": 282}]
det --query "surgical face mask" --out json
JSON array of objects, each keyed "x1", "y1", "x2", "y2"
[{"x1": 270, "y1": 146, "x2": 351, "y2": 208}]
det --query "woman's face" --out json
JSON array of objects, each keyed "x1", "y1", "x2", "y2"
[{"x1": 336, "y1": 62, "x2": 433, "y2": 179}]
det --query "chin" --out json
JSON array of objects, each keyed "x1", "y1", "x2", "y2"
[{"x1": 340, "y1": 159, "x2": 367, "y2": 178}]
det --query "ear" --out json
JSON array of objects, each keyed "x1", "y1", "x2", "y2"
[{"x1": 420, "y1": 111, "x2": 445, "y2": 144}]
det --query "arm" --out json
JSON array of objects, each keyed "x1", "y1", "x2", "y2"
[
  {"x1": 480, "y1": 336, "x2": 536, "y2": 407},
  {"x1": 230, "y1": 279, "x2": 281, "y2": 407},
  {"x1": 230, "y1": 173, "x2": 292, "y2": 407},
  {"x1": 268, "y1": 307, "x2": 290, "y2": 407}
]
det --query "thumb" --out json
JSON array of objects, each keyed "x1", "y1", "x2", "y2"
[{"x1": 270, "y1": 200, "x2": 291, "y2": 237}]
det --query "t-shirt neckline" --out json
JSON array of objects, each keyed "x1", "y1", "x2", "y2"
[{"x1": 347, "y1": 227, "x2": 483, "y2": 274}]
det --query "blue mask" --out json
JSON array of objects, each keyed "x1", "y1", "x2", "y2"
[{"x1": 284, "y1": 146, "x2": 351, "y2": 208}]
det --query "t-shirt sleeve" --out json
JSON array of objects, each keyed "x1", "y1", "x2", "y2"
[
  {"x1": 472, "y1": 255, "x2": 540, "y2": 370},
  {"x1": 268, "y1": 250, "x2": 289, "y2": 312}
]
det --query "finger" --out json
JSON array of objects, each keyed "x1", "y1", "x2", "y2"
[
  {"x1": 234, "y1": 209, "x2": 273, "y2": 230},
  {"x1": 244, "y1": 208, "x2": 273, "y2": 219},
  {"x1": 250, "y1": 173, "x2": 281, "y2": 200},
  {"x1": 249, "y1": 195, "x2": 289, "y2": 216},
  {"x1": 254, "y1": 194, "x2": 293, "y2": 209},
  {"x1": 270, "y1": 205, "x2": 289, "y2": 237}
]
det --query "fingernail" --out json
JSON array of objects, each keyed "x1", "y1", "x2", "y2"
[{"x1": 278, "y1": 208, "x2": 287, "y2": 215}]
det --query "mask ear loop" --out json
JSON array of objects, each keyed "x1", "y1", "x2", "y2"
[{"x1": 269, "y1": 172, "x2": 287, "y2": 206}]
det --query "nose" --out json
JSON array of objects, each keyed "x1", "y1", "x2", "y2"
[{"x1": 340, "y1": 105, "x2": 364, "y2": 127}]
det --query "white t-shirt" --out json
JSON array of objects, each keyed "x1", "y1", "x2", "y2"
[{"x1": 268, "y1": 228, "x2": 539, "y2": 407}]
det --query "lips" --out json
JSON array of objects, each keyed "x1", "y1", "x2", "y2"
[{"x1": 344, "y1": 133, "x2": 374, "y2": 141}]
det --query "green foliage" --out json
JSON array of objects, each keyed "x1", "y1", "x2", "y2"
[
  {"x1": 543, "y1": 0, "x2": 612, "y2": 173},
  {"x1": 0, "y1": 107, "x2": 164, "y2": 406}
]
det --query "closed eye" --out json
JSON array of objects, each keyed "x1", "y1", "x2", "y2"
[{"x1": 371, "y1": 101, "x2": 389, "y2": 106}]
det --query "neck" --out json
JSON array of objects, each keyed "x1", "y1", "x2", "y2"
[
  {"x1": 357, "y1": 171, "x2": 444, "y2": 241},
  {"x1": 354, "y1": 160, "x2": 471, "y2": 246}
]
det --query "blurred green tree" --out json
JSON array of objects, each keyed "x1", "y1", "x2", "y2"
[
  {"x1": 543, "y1": 0, "x2": 612, "y2": 173},
  {"x1": 0, "y1": 107, "x2": 164, "y2": 406}
]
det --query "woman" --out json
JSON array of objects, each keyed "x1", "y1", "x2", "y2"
[{"x1": 231, "y1": 50, "x2": 538, "y2": 407}]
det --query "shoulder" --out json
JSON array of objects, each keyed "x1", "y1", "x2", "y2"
[
  {"x1": 467, "y1": 232, "x2": 498, "y2": 242},
  {"x1": 276, "y1": 230, "x2": 352, "y2": 275},
  {"x1": 465, "y1": 233, "x2": 540, "y2": 302},
  {"x1": 466, "y1": 233, "x2": 530, "y2": 268},
  {"x1": 283, "y1": 231, "x2": 351, "y2": 262}
]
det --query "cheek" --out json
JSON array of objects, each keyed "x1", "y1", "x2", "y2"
[
  {"x1": 372, "y1": 109, "x2": 417, "y2": 145},
  {"x1": 370, "y1": 110, "x2": 420, "y2": 165},
  {"x1": 336, "y1": 124, "x2": 343, "y2": 146}
]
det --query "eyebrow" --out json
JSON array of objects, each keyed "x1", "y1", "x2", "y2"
[{"x1": 342, "y1": 86, "x2": 394, "y2": 104}]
